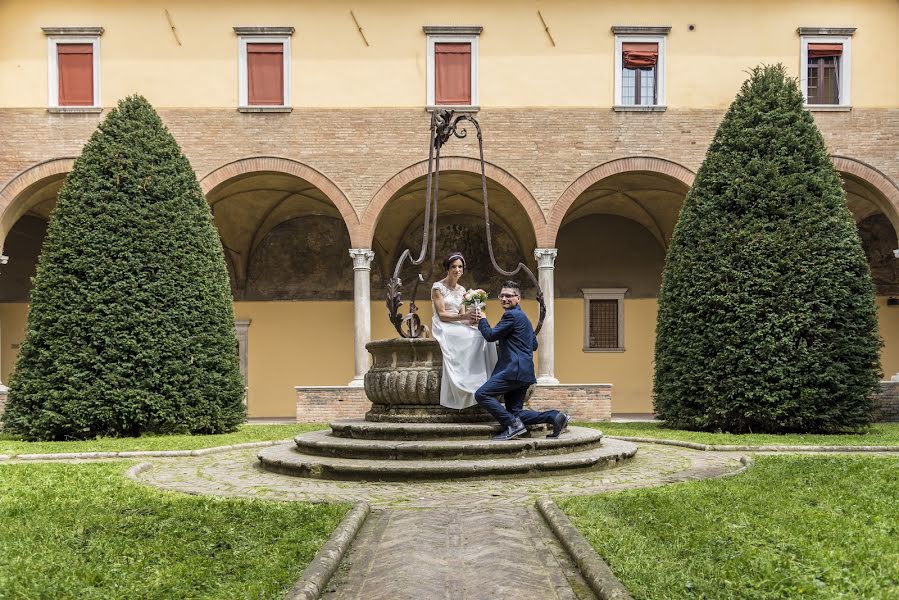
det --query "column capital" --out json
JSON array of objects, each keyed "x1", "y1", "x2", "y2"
[
  {"x1": 349, "y1": 248, "x2": 375, "y2": 270},
  {"x1": 534, "y1": 248, "x2": 558, "y2": 269}
]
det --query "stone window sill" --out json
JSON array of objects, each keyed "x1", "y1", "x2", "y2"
[
  {"x1": 805, "y1": 105, "x2": 851, "y2": 112},
  {"x1": 583, "y1": 347, "x2": 626, "y2": 353},
  {"x1": 426, "y1": 105, "x2": 480, "y2": 113},
  {"x1": 613, "y1": 105, "x2": 667, "y2": 112},
  {"x1": 48, "y1": 106, "x2": 103, "y2": 114},
  {"x1": 238, "y1": 106, "x2": 293, "y2": 113}
]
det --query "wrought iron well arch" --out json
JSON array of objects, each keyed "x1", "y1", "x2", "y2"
[{"x1": 386, "y1": 110, "x2": 546, "y2": 338}]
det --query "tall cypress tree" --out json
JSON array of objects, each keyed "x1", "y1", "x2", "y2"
[
  {"x1": 4, "y1": 96, "x2": 245, "y2": 440},
  {"x1": 653, "y1": 65, "x2": 882, "y2": 433}
]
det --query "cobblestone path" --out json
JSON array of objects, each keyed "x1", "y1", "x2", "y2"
[{"x1": 133, "y1": 440, "x2": 747, "y2": 509}]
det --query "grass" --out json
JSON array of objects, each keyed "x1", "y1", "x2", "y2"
[
  {"x1": 0, "y1": 424, "x2": 327, "y2": 455},
  {"x1": 583, "y1": 421, "x2": 899, "y2": 446},
  {"x1": 560, "y1": 455, "x2": 899, "y2": 600},
  {"x1": 0, "y1": 462, "x2": 350, "y2": 599}
]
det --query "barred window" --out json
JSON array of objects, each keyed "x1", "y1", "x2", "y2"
[{"x1": 583, "y1": 289, "x2": 626, "y2": 352}]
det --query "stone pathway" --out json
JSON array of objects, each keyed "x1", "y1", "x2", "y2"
[
  {"x1": 124, "y1": 442, "x2": 746, "y2": 599},
  {"x1": 133, "y1": 440, "x2": 746, "y2": 508}
]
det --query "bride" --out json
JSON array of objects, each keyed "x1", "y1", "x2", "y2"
[{"x1": 431, "y1": 252, "x2": 498, "y2": 409}]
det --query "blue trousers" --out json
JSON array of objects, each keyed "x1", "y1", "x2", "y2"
[{"x1": 474, "y1": 377, "x2": 559, "y2": 429}]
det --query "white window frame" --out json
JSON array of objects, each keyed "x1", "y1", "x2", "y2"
[
  {"x1": 423, "y1": 25, "x2": 482, "y2": 110},
  {"x1": 799, "y1": 28, "x2": 854, "y2": 110},
  {"x1": 42, "y1": 27, "x2": 103, "y2": 112},
  {"x1": 582, "y1": 288, "x2": 627, "y2": 353},
  {"x1": 612, "y1": 27, "x2": 669, "y2": 111},
  {"x1": 234, "y1": 27, "x2": 294, "y2": 112}
]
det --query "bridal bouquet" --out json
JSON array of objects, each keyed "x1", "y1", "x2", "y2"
[{"x1": 462, "y1": 289, "x2": 488, "y2": 311}]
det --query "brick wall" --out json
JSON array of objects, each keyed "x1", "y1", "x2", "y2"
[
  {"x1": 873, "y1": 380, "x2": 899, "y2": 422},
  {"x1": 295, "y1": 383, "x2": 612, "y2": 423}
]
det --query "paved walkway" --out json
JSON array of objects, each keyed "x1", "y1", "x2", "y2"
[{"x1": 122, "y1": 442, "x2": 747, "y2": 599}]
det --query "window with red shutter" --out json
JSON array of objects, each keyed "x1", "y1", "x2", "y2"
[
  {"x1": 247, "y1": 43, "x2": 284, "y2": 105},
  {"x1": 434, "y1": 43, "x2": 471, "y2": 105},
  {"x1": 57, "y1": 44, "x2": 94, "y2": 106}
]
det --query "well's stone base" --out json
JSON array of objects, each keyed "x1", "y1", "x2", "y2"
[
  {"x1": 296, "y1": 383, "x2": 613, "y2": 423},
  {"x1": 873, "y1": 380, "x2": 899, "y2": 422}
]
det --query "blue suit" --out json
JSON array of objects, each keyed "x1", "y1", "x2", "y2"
[{"x1": 475, "y1": 305, "x2": 559, "y2": 429}]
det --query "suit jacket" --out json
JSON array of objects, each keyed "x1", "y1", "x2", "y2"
[{"x1": 478, "y1": 305, "x2": 539, "y2": 384}]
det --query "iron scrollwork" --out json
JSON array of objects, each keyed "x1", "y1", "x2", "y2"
[{"x1": 386, "y1": 110, "x2": 546, "y2": 338}]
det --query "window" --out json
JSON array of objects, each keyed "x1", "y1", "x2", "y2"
[
  {"x1": 799, "y1": 28, "x2": 855, "y2": 109},
  {"x1": 583, "y1": 289, "x2": 627, "y2": 352},
  {"x1": 234, "y1": 27, "x2": 294, "y2": 111},
  {"x1": 612, "y1": 27, "x2": 669, "y2": 111},
  {"x1": 42, "y1": 27, "x2": 103, "y2": 112},
  {"x1": 424, "y1": 25, "x2": 482, "y2": 109}
]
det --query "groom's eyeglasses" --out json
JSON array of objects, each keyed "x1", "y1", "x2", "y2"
[{"x1": 498, "y1": 293, "x2": 519, "y2": 299}]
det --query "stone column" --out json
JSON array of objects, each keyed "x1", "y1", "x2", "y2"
[
  {"x1": 0, "y1": 254, "x2": 7, "y2": 393},
  {"x1": 534, "y1": 248, "x2": 559, "y2": 384},
  {"x1": 234, "y1": 319, "x2": 251, "y2": 406},
  {"x1": 348, "y1": 249, "x2": 375, "y2": 387}
]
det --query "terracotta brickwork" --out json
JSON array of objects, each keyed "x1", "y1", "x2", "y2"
[
  {"x1": 295, "y1": 383, "x2": 612, "y2": 423},
  {"x1": 2, "y1": 108, "x2": 898, "y2": 247},
  {"x1": 873, "y1": 381, "x2": 899, "y2": 422}
]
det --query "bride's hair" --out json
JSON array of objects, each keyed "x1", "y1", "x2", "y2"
[{"x1": 443, "y1": 251, "x2": 466, "y2": 272}]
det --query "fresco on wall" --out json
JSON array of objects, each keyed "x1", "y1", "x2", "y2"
[
  {"x1": 859, "y1": 214, "x2": 899, "y2": 296},
  {"x1": 243, "y1": 216, "x2": 355, "y2": 300},
  {"x1": 375, "y1": 214, "x2": 533, "y2": 298}
]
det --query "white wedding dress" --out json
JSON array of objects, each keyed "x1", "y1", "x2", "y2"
[{"x1": 431, "y1": 281, "x2": 499, "y2": 409}]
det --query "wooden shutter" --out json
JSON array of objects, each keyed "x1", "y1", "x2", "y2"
[
  {"x1": 58, "y1": 44, "x2": 94, "y2": 106},
  {"x1": 589, "y1": 299, "x2": 619, "y2": 349},
  {"x1": 435, "y1": 42, "x2": 471, "y2": 105},
  {"x1": 247, "y1": 43, "x2": 284, "y2": 105}
]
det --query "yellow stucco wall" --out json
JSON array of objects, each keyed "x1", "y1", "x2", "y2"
[
  {"x1": 2, "y1": 0, "x2": 896, "y2": 108},
  {"x1": 3, "y1": 297, "x2": 898, "y2": 417}
]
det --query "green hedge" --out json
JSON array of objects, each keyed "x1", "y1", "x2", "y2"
[
  {"x1": 4, "y1": 96, "x2": 245, "y2": 440},
  {"x1": 653, "y1": 65, "x2": 882, "y2": 433}
]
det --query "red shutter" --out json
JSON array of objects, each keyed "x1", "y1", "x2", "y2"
[
  {"x1": 58, "y1": 44, "x2": 94, "y2": 106},
  {"x1": 808, "y1": 43, "x2": 843, "y2": 58},
  {"x1": 622, "y1": 42, "x2": 658, "y2": 69},
  {"x1": 435, "y1": 42, "x2": 471, "y2": 105},
  {"x1": 247, "y1": 43, "x2": 284, "y2": 105}
]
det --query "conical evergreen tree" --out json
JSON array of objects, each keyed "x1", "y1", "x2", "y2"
[
  {"x1": 653, "y1": 65, "x2": 881, "y2": 433},
  {"x1": 4, "y1": 96, "x2": 245, "y2": 440}
]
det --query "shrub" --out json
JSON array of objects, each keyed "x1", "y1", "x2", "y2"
[{"x1": 3, "y1": 95, "x2": 245, "y2": 440}]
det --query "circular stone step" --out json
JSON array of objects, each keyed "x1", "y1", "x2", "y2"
[
  {"x1": 257, "y1": 437, "x2": 638, "y2": 481},
  {"x1": 294, "y1": 427, "x2": 603, "y2": 460},
  {"x1": 329, "y1": 419, "x2": 555, "y2": 440}
]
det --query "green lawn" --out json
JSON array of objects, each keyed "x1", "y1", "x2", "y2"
[
  {"x1": 560, "y1": 455, "x2": 899, "y2": 600},
  {"x1": 0, "y1": 424, "x2": 327, "y2": 455},
  {"x1": 585, "y1": 421, "x2": 899, "y2": 446},
  {"x1": 0, "y1": 462, "x2": 350, "y2": 599}
]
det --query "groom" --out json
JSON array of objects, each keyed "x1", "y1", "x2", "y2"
[{"x1": 474, "y1": 281, "x2": 571, "y2": 441}]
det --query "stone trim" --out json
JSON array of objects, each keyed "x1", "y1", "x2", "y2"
[
  {"x1": 613, "y1": 105, "x2": 667, "y2": 112},
  {"x1": 198, "y1": 156, "x2": 362, "y2": 246},
  {"x1": 807, "y1": 106, "x2": 851, "y2": 112},
  {"x1": 547, "y1": 156, "x2": 695, "y2": 246},
  {"x1": 536, "y1": 498, "x2": 634, "y2": 600},
  {"x1": 285, "y1": 503, "x2": 370, "y2": 600},
  {"x1": 611, "y1": 26, "x2": 671, "y2": 35},
  {"x1": 237, "y1": 106, "x2": 292, "y2": 113},
  {"x1": 47, "y1": 107, "x2": 104, "y2": 114},
  {"x1": 361, "y1": 156, "x2": 546, "y2": 246},
  {"x1": 425, "y1": 105, "x2": 480, "y2": 113},
  {"x1": 797, "y1": 27, "x2": 856, "y2": 36},
  {"x1": 41, "y1": 26, "x2": 104, "y2": 36},
  {"x1": 609, "y1": 437, "x2": 899, "y2": 453},
  {"x1": 232, "y1": 26, "x2": 295, "y2": 36},
  {"x1": 422, "y1": 25, "x2": 483, "y2": 35}
]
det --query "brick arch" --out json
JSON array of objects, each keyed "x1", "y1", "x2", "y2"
[
  {"x1": 360, "y1": 156, "x2": 547, "y2": 247},
  {"x1": 832, "y1": 155, "x2": 899, "y2": 243},
  {"x1": 547, "y1": 156, "x2": 695, "y2": 246},
  {"x1": 200, "y1": 156, "x2": 362, "y2": 246},
  {"x1": 0, "y1": 157, "x2": 76, "y2": 251}
]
